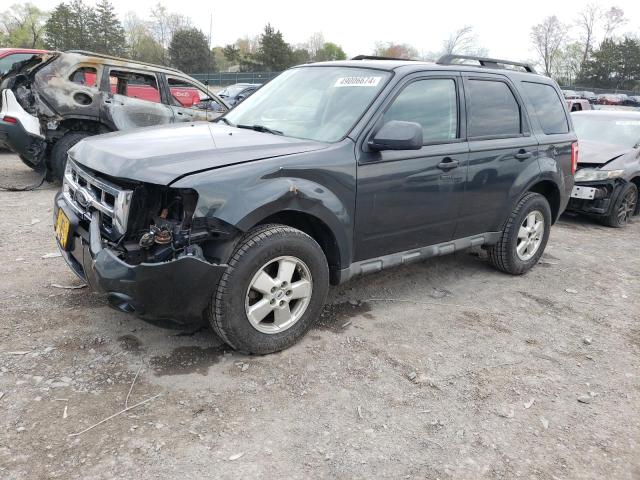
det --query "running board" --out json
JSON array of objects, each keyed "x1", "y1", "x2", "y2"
[{"x1": 338, "y1": 232, "x2": 501, "y2": 283}]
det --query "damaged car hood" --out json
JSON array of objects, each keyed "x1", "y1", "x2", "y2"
[
  {"x1": 69, "y1": 122, "x2": 329, "y2": 185},
  {"x1": 577, "y1": 139, "x2": 630, "y2": 165}
]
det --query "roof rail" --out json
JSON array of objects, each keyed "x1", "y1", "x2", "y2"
[
  {"x1": 351, "y1": 55, "x2": 418, "y2": 62},
  {"x1": 436, "y1": 54, "x2": 536, "y2": 73},
  {"x1": 65, "y1": 50, "x2": 184, "y2": 74}
]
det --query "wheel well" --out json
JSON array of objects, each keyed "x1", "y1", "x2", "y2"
[
  {"x1": 528, "y1": 180, "x2": 561, "y2": 223},
  {"x1": 55, "y1": 118, "x2": 112, "y2": 139},
  {"x1": 256, "y1": 211, "x2": 342, "y2": 284}
]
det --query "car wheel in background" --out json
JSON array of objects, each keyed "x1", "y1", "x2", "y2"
[
  {"x1": 208, "y1": 224, "x2": 329, "y2": 354},
  {"x1": 50, "y1": 132, "x2": 90, "y2": 182},
  {"x1": 602, "y1": 182, "x2": 638, "y2": 228},
  {"x1": 487, "y1": 192, "x2": 552, "y2": 275}
]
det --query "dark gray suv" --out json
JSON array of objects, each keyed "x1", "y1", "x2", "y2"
[{"x1": 53, "y1": 55, "x2": 577, "y2": 354}]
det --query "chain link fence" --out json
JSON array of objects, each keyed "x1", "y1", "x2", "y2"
[
  {"x1": 189, "y1": 71, "x2": 282, "y2": 87},
  {"x1": 560, "y1": 85, "x2": 640, "y2": 95}
]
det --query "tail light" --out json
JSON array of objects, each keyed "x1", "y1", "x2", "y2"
[
  {"x1": 1, "y1": 115, "x2": 18, "y2": 124},
  {"x1": 571, "y1": 141, "x2": 579, "y2": 175}
]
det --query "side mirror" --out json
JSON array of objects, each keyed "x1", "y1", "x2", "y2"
[{"x1": 369, "y1": 120, "x2": 423, "y2": 151}]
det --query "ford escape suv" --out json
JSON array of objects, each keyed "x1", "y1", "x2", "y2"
[
  {"x1": 0, "y1": 50, "x2": 228, "y2": 180},
  {"x1": 53, "y1": 54, "x2": 576, "y2": 354}
]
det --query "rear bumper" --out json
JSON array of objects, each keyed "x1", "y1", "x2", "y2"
[
  {"x1": 54, "y1": 192, "x2": 227, "y2": 323},
  {"x1": 566, "y1": 178, "x2": 626, "y2": 216},
  {"x1": 0, "y1": 89, "x2": 45, "y2": 164}
]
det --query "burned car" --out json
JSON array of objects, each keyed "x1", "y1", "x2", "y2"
[
  {"x1": 568, "y1": 110, "x2": 640, "y2": 227},
  {"x1": 53, "y1": 55, "x2": 575, "y2": 354},
  {"x1": 0, "y1": 51, "x2": 228, "y2": 180}
]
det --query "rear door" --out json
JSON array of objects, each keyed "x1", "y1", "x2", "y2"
[
  {"x1": 99, "y1": 67, "x2": 174, "y2": 130},
  {"x1": 455, "y1": 73, "x2": 540, "y2": 237}
]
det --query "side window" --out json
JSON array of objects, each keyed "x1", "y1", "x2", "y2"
[
  {"x1": 383, "y1": 79, "x2": 458, "y2": 144},
  {"x1": 167, "y1": 76, "x2": 224, "y2": 112},
  {"x1": 466, "y1": 79, "x2": 521, "y2": 138},
  {"x1": 70, "y1": 67, "x2": 98, "y2": 88},
  {"x1": 108, "y1": 70, "x2": 161, "y2": 103},
  {"x1": 0, "y1": 53, "x2": 36, "y2": 75},
  {"x1": 521, "y1": 82, "x2": 569, "y2": 135}
]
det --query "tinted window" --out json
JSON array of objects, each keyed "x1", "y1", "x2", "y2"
[
  {"x1": 383, "y1": 79, "x2": 458, "y2": 144},
  {"x1": 467, "y1": 79, "x2": 521, "y2": 137},
  {"x1": 521, "y1": 82, "x2": 569, "y2": 135}
]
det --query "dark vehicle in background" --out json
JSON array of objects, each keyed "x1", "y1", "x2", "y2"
[
  {"x1": 568, "y1": 110, "x2": 640, "y2": 226},
  {"x1": 621, "y1": 95, "x2": 640, "y2": 107},
  {"x1": 562, "y1": 89, "x2": 580, "y2": 99},
  {"x1": 567, "y1": 99, "x2": 592, "y2": 112},
  {"x1": 0, "y1": 48, "x2": 48, "y2": 76},
  {"x1": 53, "y1": 54, "x2": 576, "y2": 354},
  {"x1": 578, "y1": 90, "x2": 596, "y2": 103},
  {"x1": 0, "y1": 50, "x2": 228, "y2": 180},
  {"x1": 218, "y1": 83, "x2": 261, "y2": 107}
]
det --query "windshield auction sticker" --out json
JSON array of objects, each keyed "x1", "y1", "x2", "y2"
[
  {"x1": 615, "y1": 120, "x2": 640, "y2": 126},
  {"x1": 334, "y1": 76, "x2": 382, "y2": 87}
]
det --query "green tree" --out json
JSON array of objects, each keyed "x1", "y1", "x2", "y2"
[
  {"x1": 255, "y1": 23, "x2": 293, "y2": 70},
  {"x1": 212, "y1": 46, "x2": 231, "y2": 72},
  {"x1": 44, "y1": 0, "x2": 97, "y2": 51},
  {"x1": 578, "y1": 37, "x2": 640, "y2": 90},
  {"x1": 315, "y1": 42, "x2": 346, "y2": 61},
  {"x1": 223, "y1": 44, "x2": 241, "y2": 64},
  {"x1": 0, "y1": 3, "x2": 48, "y2": 48},
  {"x1": 123, "y1": 12, "x2": 164, "y2": 64},
  {"x1": 168, "y1": 28, "x2": 213, "y2": 73},
  {"x1": 291, "y1": 48, "x2": 311, "y2": 65},
  {"x1": 92, "y1": 0, "x2": 126, "y2": 56}
]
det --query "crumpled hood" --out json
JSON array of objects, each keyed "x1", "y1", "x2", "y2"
[
  {"x1": 578, "y1": 139, "x2": 630, "y2": 166},
  {"x1": 69, "y1": 122, "x2": 328, "y2": 185}
]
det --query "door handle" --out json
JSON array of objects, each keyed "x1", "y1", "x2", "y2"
[
  {"x1": 515, "y1": 149, "x2": 532, "y2": 160},
  {"x1": 437, "y1": 157, "x2": 459, "y2": 171}
]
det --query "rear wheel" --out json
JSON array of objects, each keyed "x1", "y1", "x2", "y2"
[
  {"x1": 49, "y1": 132, "x2": 90, "y2": 181},
  {"x1": 487, "y1": 192, "x2": 552, "y2": 275},
  {"x1": 208, "y1": 224, "x2": 329, "y2": 354},
  {"x1": 602, "y1": 182, "x2": 637, "y2": 227}
]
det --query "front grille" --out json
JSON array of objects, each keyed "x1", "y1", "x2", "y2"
[{"x1": 62, "y1": 159, "x2": 133, "y2": 237}]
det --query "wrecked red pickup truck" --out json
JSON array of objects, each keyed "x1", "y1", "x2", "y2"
[{"x1": 0, "y1": 50, "x2": 228, "y2": 180}]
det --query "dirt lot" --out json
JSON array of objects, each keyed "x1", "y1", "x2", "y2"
[{"x1": 1, "y1": 151, "x2": 639, "y2": 479}]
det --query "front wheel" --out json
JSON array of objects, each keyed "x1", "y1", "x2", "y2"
[
  {"x1": 208, "y1": 224, "x2": 329, "y2": 354},
  {"x1": 49, "y1": 132, "x2": 90, "y2": 182},
  {"x1": 487, "y1": 192, "x2": 552, "y2": 275},
  {"x1": 602, "y1": 182, "x2": 637, "y2": 228}
]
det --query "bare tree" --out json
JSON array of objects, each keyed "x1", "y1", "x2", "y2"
[
  {"x1": 603, "y1": 6, "x2": 627, "y2": 39},
  {"x1": 150, "y1": 3, "x2": 191, "y2": 64},
  {"x1": 441, "y1": 26, "x2": 488, "y2": 57},
  {"x1": 576, "y1": 4, "x2": 600, "y2": 67},
  {"x1": 530, "y1": 16, "x2": 567, "y2": 77},
  {"x1": 305, "y1": 32, "x2": 325, "y2": 60}
]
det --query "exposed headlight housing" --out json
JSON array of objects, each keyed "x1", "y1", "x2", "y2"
[{"x1": 574, "y1": 169, "x2": 625, "y2": 182}]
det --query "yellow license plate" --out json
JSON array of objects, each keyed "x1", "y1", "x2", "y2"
[{"x1": 55, "y1": 208, "x2": 70, "y2": 250}]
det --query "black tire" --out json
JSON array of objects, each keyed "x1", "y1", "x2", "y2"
[
  {"x1": 50, "y1": 132, "x2": 90, "y2": 181},
  {"x1": 602, "y1": 182, "x2": 637, "y2": 228},
  {"x1": 487, "y1": 192, "x2": 552, "y2": 275},
  {"x1": 208, "y1": 224, "x2": 329, "y2": 354}
]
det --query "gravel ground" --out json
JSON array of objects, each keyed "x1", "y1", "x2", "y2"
[{"x1": 1, "y1": 151, "x2": 639, "y2": 479}]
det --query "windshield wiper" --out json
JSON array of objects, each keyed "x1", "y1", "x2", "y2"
[{"x1": 237, "y1": 124, "x2": 283, "y2": 136}]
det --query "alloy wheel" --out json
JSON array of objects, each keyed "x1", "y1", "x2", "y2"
[{"x1": 516, "y1": 210, "x2": 545, "y2": 261}]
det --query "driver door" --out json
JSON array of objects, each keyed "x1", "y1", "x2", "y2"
[
  {"x1": 165, "y1": 75, "x2": 227, "y2": 122},
  {"x1": 354, "y1": 73, "x2": 469, "y2": 261}
]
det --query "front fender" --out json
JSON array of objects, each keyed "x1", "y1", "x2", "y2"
[{"x1": 171, "y1": 148, "x2": 357, "y2": 268}]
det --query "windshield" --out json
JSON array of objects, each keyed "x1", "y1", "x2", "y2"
[
  {"x1": 573, "y1": 115, "x2": 640, "y2": 148},
  {"x1": 224, "y1": 66, "x2": 391, "y2": 142}
]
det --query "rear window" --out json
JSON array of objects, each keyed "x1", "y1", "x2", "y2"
[
  {"x1": 521, "y1": 82, "x2": 569, "y2": 135},
  {"x1": 466, "y1": 79, "x2": 521, "y2": 138}
]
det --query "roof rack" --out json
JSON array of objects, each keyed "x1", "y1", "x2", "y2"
[
  {"x1": 65, "y1": 50, "x2": 183, "y2": 74},
  {"x1": 436, "y1": 54, "x2": 536, "y2": 73},
  {"x1": 351, "y1": 55, "x2": 418, "y2": 62}
]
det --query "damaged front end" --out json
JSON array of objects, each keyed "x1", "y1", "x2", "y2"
[
  {"x1": 55, "y1": 159, "x2": 236, "y2": 323},
  {"x1": 568, "y1": 167, "x2": 627, "y2": 216}
]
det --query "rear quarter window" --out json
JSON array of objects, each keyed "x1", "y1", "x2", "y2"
[
  {"x1": 521, "y1": 82, "x2": 569, "y2": 135},
  {"x1": 466, "y1": 79, "x2": 521, "y2": 138}
]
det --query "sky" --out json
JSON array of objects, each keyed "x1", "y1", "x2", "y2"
[{"x1": 28, "y1": 0, "x2": 640, "y2": 62}]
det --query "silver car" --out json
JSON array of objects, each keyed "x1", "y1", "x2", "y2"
[{"x1": 568, "y1": 110, "x2": 640, "y2": 227}]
